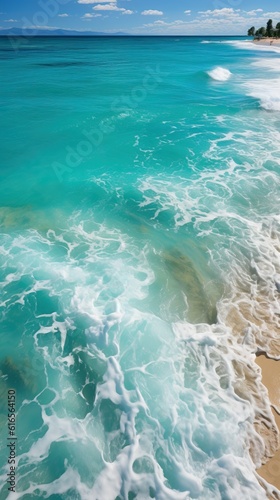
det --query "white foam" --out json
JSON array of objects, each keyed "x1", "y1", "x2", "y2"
[
  {"x1": 225, "y1": 39, "x2": 280, "y2": 54},
  {"x1": 135, "y1": 141, "x2": 280, "y2": 491},
  {"x1": 244, "y1": 78, "x2": 280, "y2": 111},
  {"x1": 251, "y1": 58, "x2": 280, "y2": 72},
  {"x1": 207, "y1": 67, "x2": 232, "y2": 81}
]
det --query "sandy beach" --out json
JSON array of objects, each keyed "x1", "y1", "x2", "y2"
[
  {"x1": 223, "y1": 287, "x2": 280, "y2": 498},
  {"x1": 256, "y1": 356, "x2": 280, "y2": 498},
  {"x1": 253, "y1": 38, "x2": 280, "y2": 46}
]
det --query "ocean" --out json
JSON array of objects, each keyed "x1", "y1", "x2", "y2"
[{"x1": 0, "y1": 35, "x2": 280, "y2": 499}]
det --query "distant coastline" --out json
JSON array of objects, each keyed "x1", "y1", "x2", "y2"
[
  {"x1": 0, "y1": 28, "x2": 128, "y2": 37},
  {"x1": 0, "y1": 27, "x2": 248, "y2": 37}
]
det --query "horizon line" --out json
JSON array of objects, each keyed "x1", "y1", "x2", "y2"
[{"x1": 0, "y1": 33, "x2": 247, "y2": 37}]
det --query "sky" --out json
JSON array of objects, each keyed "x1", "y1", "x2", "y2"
[{"x1": 0, "y1": 0, "x2": 280, "y2": 35}]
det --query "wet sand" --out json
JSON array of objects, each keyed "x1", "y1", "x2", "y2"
[
  {"x1": 256, "y1": 355, "x2": 280, "y2": 497},
  {"x1": 222, "y1": 292, "x2": 280, "y2": 497},
  {"x1": 253, "y1": 38, "x2": 280, "y2": 47}
]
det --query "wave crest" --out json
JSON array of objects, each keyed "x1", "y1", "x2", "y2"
[{"x1": 207, "y1": 67, "x2": 232, "y2": 81}]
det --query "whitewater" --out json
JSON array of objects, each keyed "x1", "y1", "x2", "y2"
[{"x1": 0, "y1": 36, "x2": 280, "y2": 499}]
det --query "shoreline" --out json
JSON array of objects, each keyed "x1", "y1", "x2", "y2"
[
  {"x1": 256, "y1": 355, "x2": 280, "y2": 498},
  {"x1": 253, "y1": 38, "x2": 280, "y2": 46},
  {"x1": 224, "y1": 294, "x2": 280, "y2": 497}
]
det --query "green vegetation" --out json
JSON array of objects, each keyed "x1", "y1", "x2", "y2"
[
  {"x1": 248, "y1": 19, "x2": 280, "y2": 38},
  {"x1": 247, "y1": 26, "x2": 255, "y2": 37}
]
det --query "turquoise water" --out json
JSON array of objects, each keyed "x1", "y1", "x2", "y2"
[{"x1": 1, "y1": 36, "x2": 280, "y2": 499}]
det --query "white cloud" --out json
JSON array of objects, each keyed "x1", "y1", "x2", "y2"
[
  {"x1": 261, "y1": 12, "x2": 280, "y2": 18},
  {"x1": 198, "y1": 8, "x2": 239, "y2": 18},
  {"x1": 246, "y1": 9, "x2": 263, "y2": 16},
  {"x1": 133, "y1": 8, "x2": 280, "y2": 36},
  {"x1": 4, "y1": 19, "x2": 19, "y2": 23},
  {"x1": 144, "y1": 19, "x2": 184, "y2": 28},
  {"x1": 93, "y1": 4, "x2": 121, "y2": 10},
  {"x1": 93, "y1": 3, "x2": 132, "y2": 13},
  {"x1": 141, "y1": 10, "x2": 163, "y2": 16},
  {"x1": 78, "y1": 0, "x2": 116, "y2": 3},
  {"x1": 23, "y1": 25, "x2": 60, "y2": 30},
  {"x1": 184, "y1": 10, "x2": 191, "y2": 15},
  {"x1": 81, "y1": 13, "x2": 102, "y2": 19},
  {"x1": 58, "y1": 14, "x2": 69, "y2": 17}
]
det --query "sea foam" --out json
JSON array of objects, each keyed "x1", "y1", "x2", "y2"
[
  {"x1": 207, "y1": 67, "x2": 232, "y2": 81},
  {"x1": 244, "y1": 78, "x2": 280, "y2": 111},
  {"x1": 239, "y1": 56, "x2": 280, "y2": 111},
  {"x1": 226, "y1": 39, "x2": 280, "y2": 54}
]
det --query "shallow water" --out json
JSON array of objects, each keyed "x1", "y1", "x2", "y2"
[{"x1": 0, "y1": 36, "x2": 280, "y2": 499}]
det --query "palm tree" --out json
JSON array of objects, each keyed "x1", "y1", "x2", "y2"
[{"x1": 248, "y1": 26, "x2": 255, "y2": 37}]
